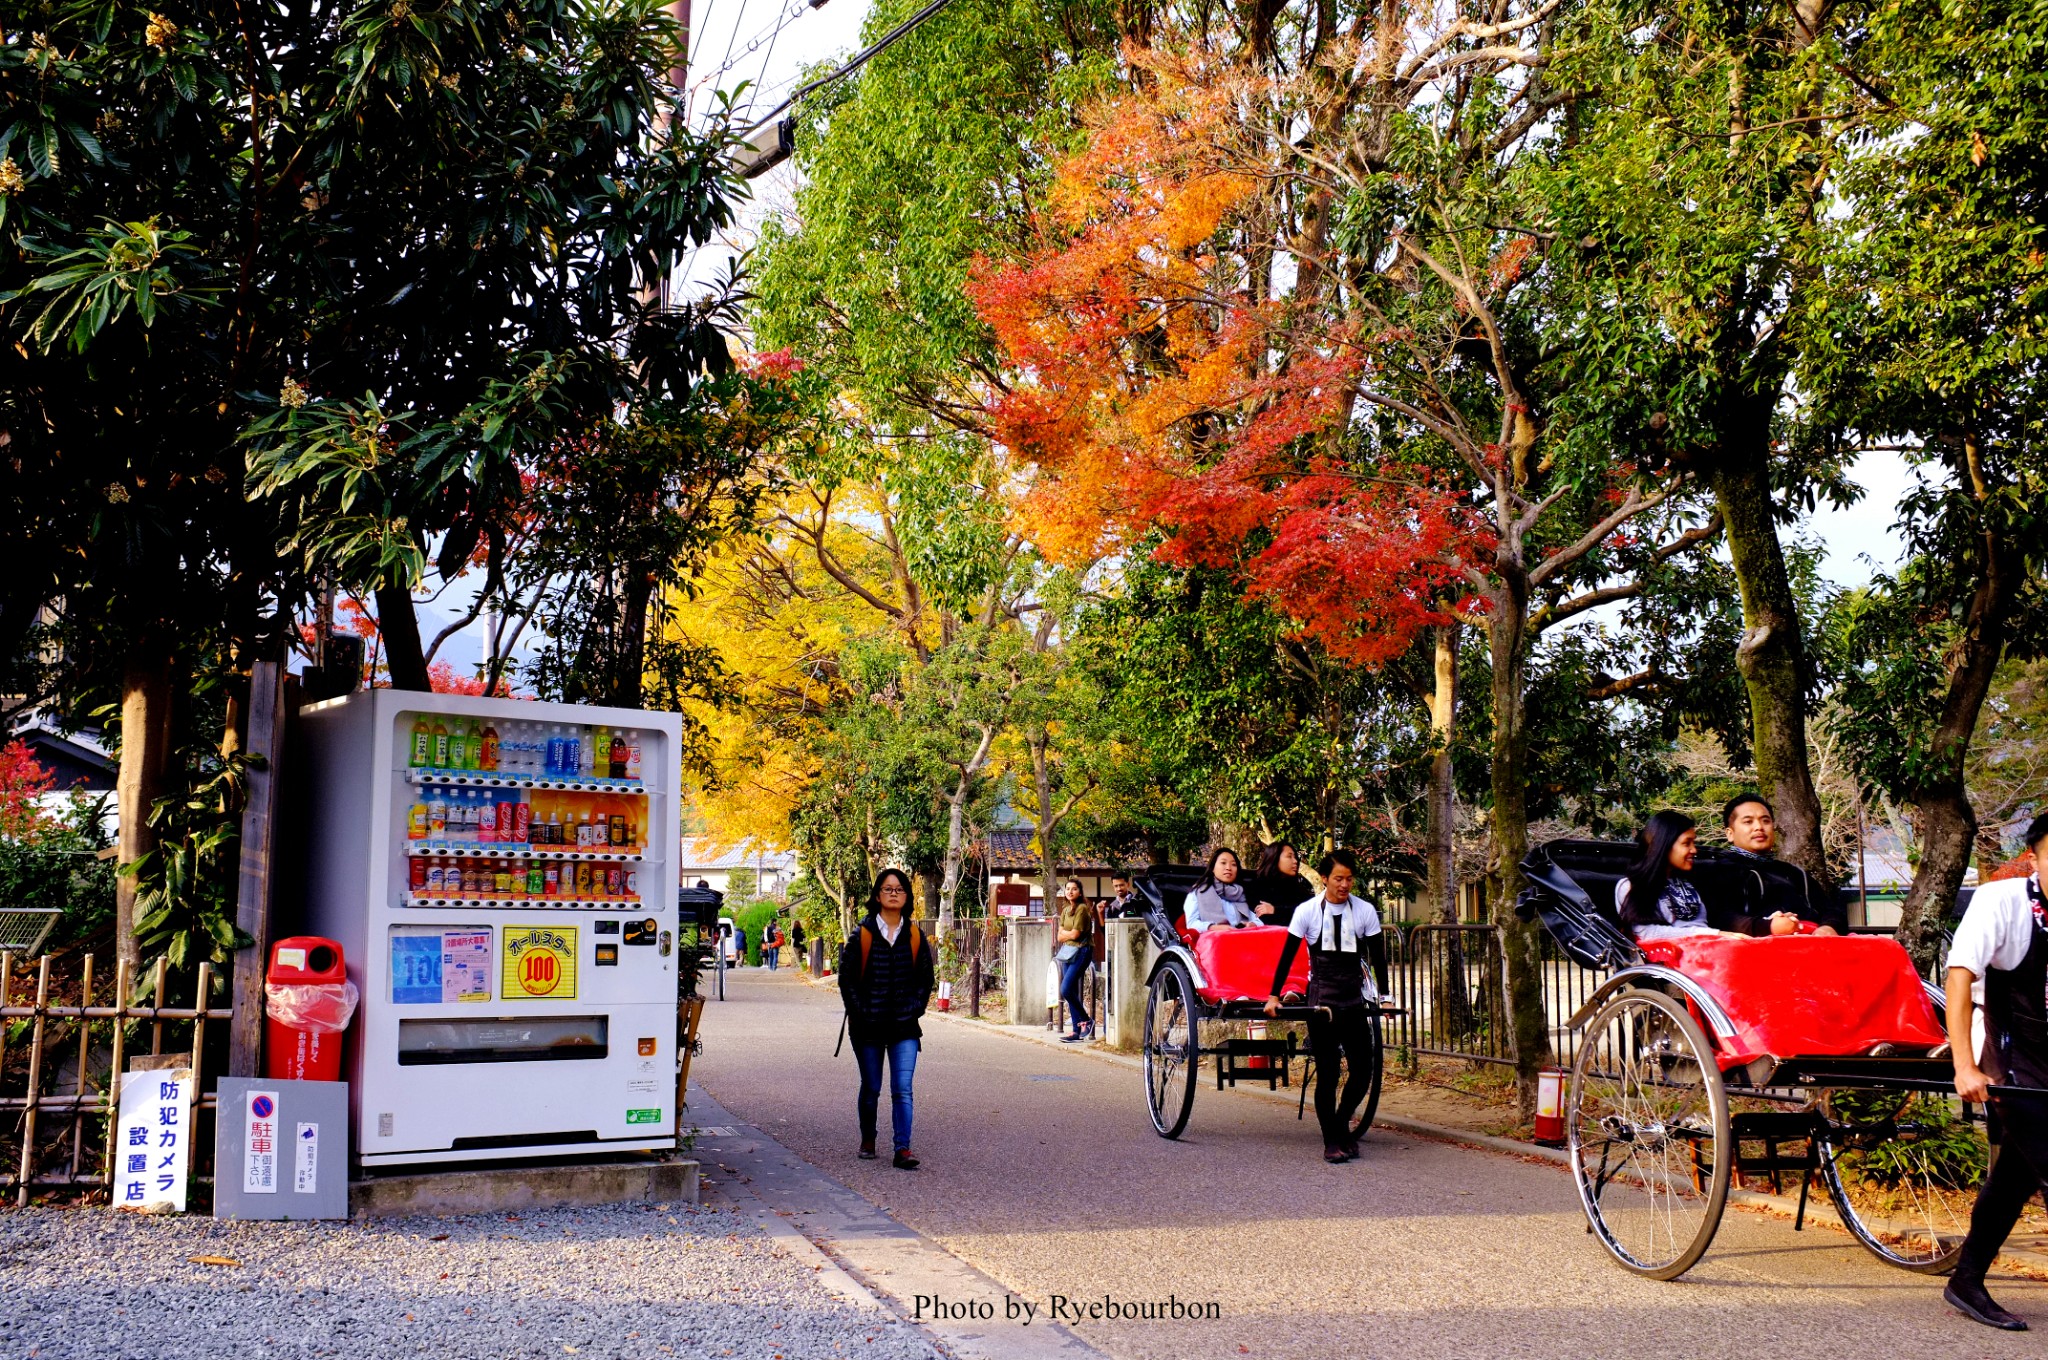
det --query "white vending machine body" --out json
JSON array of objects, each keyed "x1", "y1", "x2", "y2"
[{"x1": 293, "y1": 689, "x2": 681, "y2": 1166}]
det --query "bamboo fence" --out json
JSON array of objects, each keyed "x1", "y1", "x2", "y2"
[{"x1": 0, "y1": 951, "x2": 230, "y2": 1206}]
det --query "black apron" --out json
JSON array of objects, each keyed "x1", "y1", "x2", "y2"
[
  {"x1": 1305, "y1": 911, "x2": 1369, "y2": 1011},
  {"x1": 1983, "y1": 881, "x2": 2048, "y2": 1090}
]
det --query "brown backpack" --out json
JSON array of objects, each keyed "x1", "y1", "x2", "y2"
[{"x1": 858, "y1": 921, "x2": 926, "y2": 975}]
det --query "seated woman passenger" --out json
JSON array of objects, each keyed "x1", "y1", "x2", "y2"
[
  {"x1": 1245, "y1": 841, "x2": 1314, "y2": 925},
  {"x1": 1617, "y1": 810, "x2": 1744, "y2": 942},
  {"x1": 1183, "y1": 848, "x2": 1260, "y2": 931}
]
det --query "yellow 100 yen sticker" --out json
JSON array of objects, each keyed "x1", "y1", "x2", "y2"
[{"x1": 502, "y1": 926, "x2": 578, "y2": 1000}]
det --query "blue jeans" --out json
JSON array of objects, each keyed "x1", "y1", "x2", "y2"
[
  {"x1": 854, "y1": 1038, "x2": 919, "y2": 1152},
  {"x1": 1059, "y1": 946, "x2": 1093, "y2": 1032},
  {"x1": 765, "y1": 946, "x2": 779, "y2": 970}
]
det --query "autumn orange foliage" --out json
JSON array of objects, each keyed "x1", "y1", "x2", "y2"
[{"x1": 972, "y1": 48, "x2": 1483, "y2": 665}]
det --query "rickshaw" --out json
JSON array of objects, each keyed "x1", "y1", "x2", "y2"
[
  {"x1": 1134, "y1": 867, "x2": 1403, "y2": 1140},
  {"x1": 1518, "y1": 839, "x2": 1986, "y2": 1281}
]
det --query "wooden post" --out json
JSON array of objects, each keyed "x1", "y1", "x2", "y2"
[
  {"x1": 16, "y1": 956, "x2": 50, "y2": 1206},
  {"x1": 229, "y1": 660, "x2": 287, "y2": 1078}
]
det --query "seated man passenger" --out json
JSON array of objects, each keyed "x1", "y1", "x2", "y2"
[
  {"x1": 1617, "y1": 811, "x2": 1744, "y2": 942},
  {"x1": 1719, "y1": 793, "x2": 1845, "y2": 936},
  {"x1": 1183, "y1": 848, "x2": 1260, "y2": 931}
]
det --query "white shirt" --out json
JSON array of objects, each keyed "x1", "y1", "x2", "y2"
[
  {"x1": 1285, "y1": 892, "x2": 1384, "y2": 1000},
  {"x1": 1285, "y1": 892, "x2": 1383, "y2": 952},
  {"x1": 875, "y1": 916, "x2": 903, "y2": 946},
  {"x1": 1947, "y1": 875, "x2": 2041, "y2": 1061}
]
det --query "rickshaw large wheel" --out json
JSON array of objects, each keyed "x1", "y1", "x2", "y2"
[
  {"x1": 1346, "y1": 1010, "x2": 1386, "y2": 1141},
  {"x1": 1144, "y1": 957, "x2": 1199, "y2": 1139},
  {"x1": 1815, "y1": 1088, "x2": 1973, "y2": 1274},
  {"x1": 1568, "y1": 987, "x2": 1731, "y2": 1280}
]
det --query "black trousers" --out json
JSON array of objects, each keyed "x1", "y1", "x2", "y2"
[
  {"x1": 1308, "y1": 1005, "x2": 1374, "y2": 1146},
  {"x1": 1956, "y1": 1089, "x2": 2048, "y2": 1283}
]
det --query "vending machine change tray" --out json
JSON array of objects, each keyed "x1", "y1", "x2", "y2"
[{"x1": 397, "y1": 1015, "x2": 609, "y2": 1065}]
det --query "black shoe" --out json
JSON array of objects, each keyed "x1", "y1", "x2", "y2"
[
  {"x1": 1323, "y1": 1146, "x2": 1349, "y2": 1164},
  {"x1": 1060, "y1": 1031, "x2": 1084, "y2": 1043},
  {"x1": 893, "y1": 1149, "x2": 920, "y2": 1170},
  {"x1": 1341, "y1": 1134, "x2": 1361, "y2": 1159},
  {"x1": 858, "y1": 1138, "x2": 878, "y2": 1160},
  {"x1": 1945, "y1": 1277, "x2": 2028, "y2": 1331}
]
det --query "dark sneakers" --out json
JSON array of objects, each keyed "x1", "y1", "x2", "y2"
[
  {"x1": 894, "y1": 1149, "x2": 921, "y2": 1170},
  {"x1": 858, "y1": 1138, "x2": 878, "y2": 1161},
  {"x1": 1323, "y1": 1145, "x2": 1349, "y2": 1164},
  {"x1": 1945, "y1": 1277, "x2": 2029, "y2": 1331}
]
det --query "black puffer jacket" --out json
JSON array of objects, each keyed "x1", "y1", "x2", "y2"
[{"x1": 838, "y1": 915, "x2": 936, "y2": 1044}]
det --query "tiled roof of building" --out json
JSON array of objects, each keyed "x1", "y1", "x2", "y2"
[
  {"x1": 678, "y1": 836, "x2": 798, "y2": 872},
  {"x1": 981, "y1": 829, "x2": 1122, "y2": 873}
]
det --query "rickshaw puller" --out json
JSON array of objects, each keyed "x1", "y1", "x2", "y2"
[
  {"x1": 1264, "y1": 848, "x2": 1388, "y2": 1164},
  {"x1": 1942, "y1": 812, "x2": 2048, "y2": 1332}
]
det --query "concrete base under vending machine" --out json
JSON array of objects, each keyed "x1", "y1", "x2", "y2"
[{"x1": 349, "y1": 1155, "x2": 698, "y2": 1218}]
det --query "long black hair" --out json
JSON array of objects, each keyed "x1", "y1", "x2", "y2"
[
  {"x1": 1621, "y1": 811, "x2": 1696, "y2": 929},
  {"x1": 1194, "y1": 846, "x2": 1241, "y2": 892},
  {"x1": 865, "y1": 868, "x2": 914, "y2": 915},
  {"x1": 1254, "y1": 841, "x2": 1301, "y2": 880}
]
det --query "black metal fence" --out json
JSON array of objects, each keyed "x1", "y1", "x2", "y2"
[{"x1": 1380, "y1": 923, "x2": 1608, "y2": 1073}]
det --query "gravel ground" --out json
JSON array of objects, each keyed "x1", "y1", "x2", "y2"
[{"x1": 0, "y1": 1201, "x2": 940, "y2": 1360}]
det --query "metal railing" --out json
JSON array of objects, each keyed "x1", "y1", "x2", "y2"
[{"x1": 1380, "y1": 923, "x2": 1605, "y2": 1072}]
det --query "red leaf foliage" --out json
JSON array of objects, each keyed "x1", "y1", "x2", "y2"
[{"x1": 972, "y1": 47, "x2": 1486, "y2": 662}]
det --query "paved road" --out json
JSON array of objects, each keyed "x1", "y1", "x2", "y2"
[{"x1": 694, "y1": 970, "x2": 2044, "y2": 1360}]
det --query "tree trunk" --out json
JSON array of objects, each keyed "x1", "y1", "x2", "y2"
[
  {"x1": 114, "y1": 649, "x2": 175, "y2": 970},
  {"x1": 1712, "y1": 443, "x2": 1827, "y2": 880},
  {"x1": 617, "y1": 566, "x2": 653, "y2": 708},
  {"x1": 1031, "y1": 733, "x2": 1060, "y2": 906},
  {"x1": 1425, "y1": 626, "x2": 1458, "y2": 926},
  {"x1": 1424, "y1": 625, "x2": 1474, "y2": 1038},
  {"x1": 1488, "y1": 581, "x2": 1549, "y2": 1116},
  {"x1": 1895, "y1": 439, "x2": 2015, "y2": 969},
  {"x1": 938, "y1": 790, "x2": 969, "y2": 935},
  {"x1": 376, "y1": 583, "x2": 432, "y2": 692}
]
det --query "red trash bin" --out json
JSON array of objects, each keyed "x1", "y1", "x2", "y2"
[{"x1": 264, "y1": 937, "x2": 359, "y2": 1081}]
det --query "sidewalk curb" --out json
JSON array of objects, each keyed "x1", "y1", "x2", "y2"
[
  {"x1": 697, "y1": 1166, "x2": 891, "y2": 1315},
  {"x1": 927, "y1": 1006, "x2": 2048, "y2": 1282}
]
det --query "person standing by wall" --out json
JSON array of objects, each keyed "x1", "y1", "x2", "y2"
[
  {"x1": 1938, "y1": 813, "x2": 2048, "y2": 1331},
  {"x1": 791, "y1": 917, "x2": 807, "y2": 972},
  {"x1": 838, "y1": 868, "x2": 936, "y2": 1170},
  {"x1": 1054, "y1": 878, "x2": 1096, "y2": 1043}
]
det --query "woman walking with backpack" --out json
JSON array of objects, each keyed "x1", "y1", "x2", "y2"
[{"x1": 838, "y1": 869, "x2": 935, "y2": 1169}]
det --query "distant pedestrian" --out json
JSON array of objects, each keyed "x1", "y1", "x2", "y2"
[
  {"x1": 733, "y1": 923, "x2": 748, "y2": 964},
  {"x1": 763, "y1": 919, "x2": 783, "y2": 970},
  {"x1": 838, "y1": 869, "x2": 936, "y2": 1169},
  {"x1": 791, "y1": 918, "x2": 808, "y2": 968},
  {"x1": 1105, "y1": 873, "x2": 1143, "y2": 918},
  {"x1": 1055, "y1": 879, "x2": 1096, "y2": 1042}
]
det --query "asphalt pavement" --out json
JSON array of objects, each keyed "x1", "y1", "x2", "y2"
[{"x1": 693, "y1": 968, "x2": 2046, "y2": 1360}]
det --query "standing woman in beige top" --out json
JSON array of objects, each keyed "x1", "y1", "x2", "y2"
[{"x1": 1055, "y1": 879, "x2": 1097, "y2": 1042}]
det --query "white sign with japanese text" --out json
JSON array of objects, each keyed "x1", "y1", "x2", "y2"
[
  {"x1": 243, "y1": 1089, "x2": 280, "y2": 1194},
  {"x1": 113, "y1": 1067, "x2": 192, "y2": 1211}
]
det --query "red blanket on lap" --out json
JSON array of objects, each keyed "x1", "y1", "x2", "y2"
[
  {"x1": 1636, "y1": 934, "x2": 1944, "y2": 1067},
  {"x1": 1193, "y1": 926, "x2": 1308, "y2": 1003}
]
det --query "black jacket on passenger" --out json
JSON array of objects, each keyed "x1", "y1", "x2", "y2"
[
  {"x1": 1695, "y1": 850, "x2": 1849, "y2": 935},
  {"x1": 838, "y1": 914, "x2": 936, "y2": 1045}
]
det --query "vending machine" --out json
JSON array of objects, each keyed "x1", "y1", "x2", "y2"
[{"x1": 289, "y1": 689, "x2": 681, "y2": 1166}]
